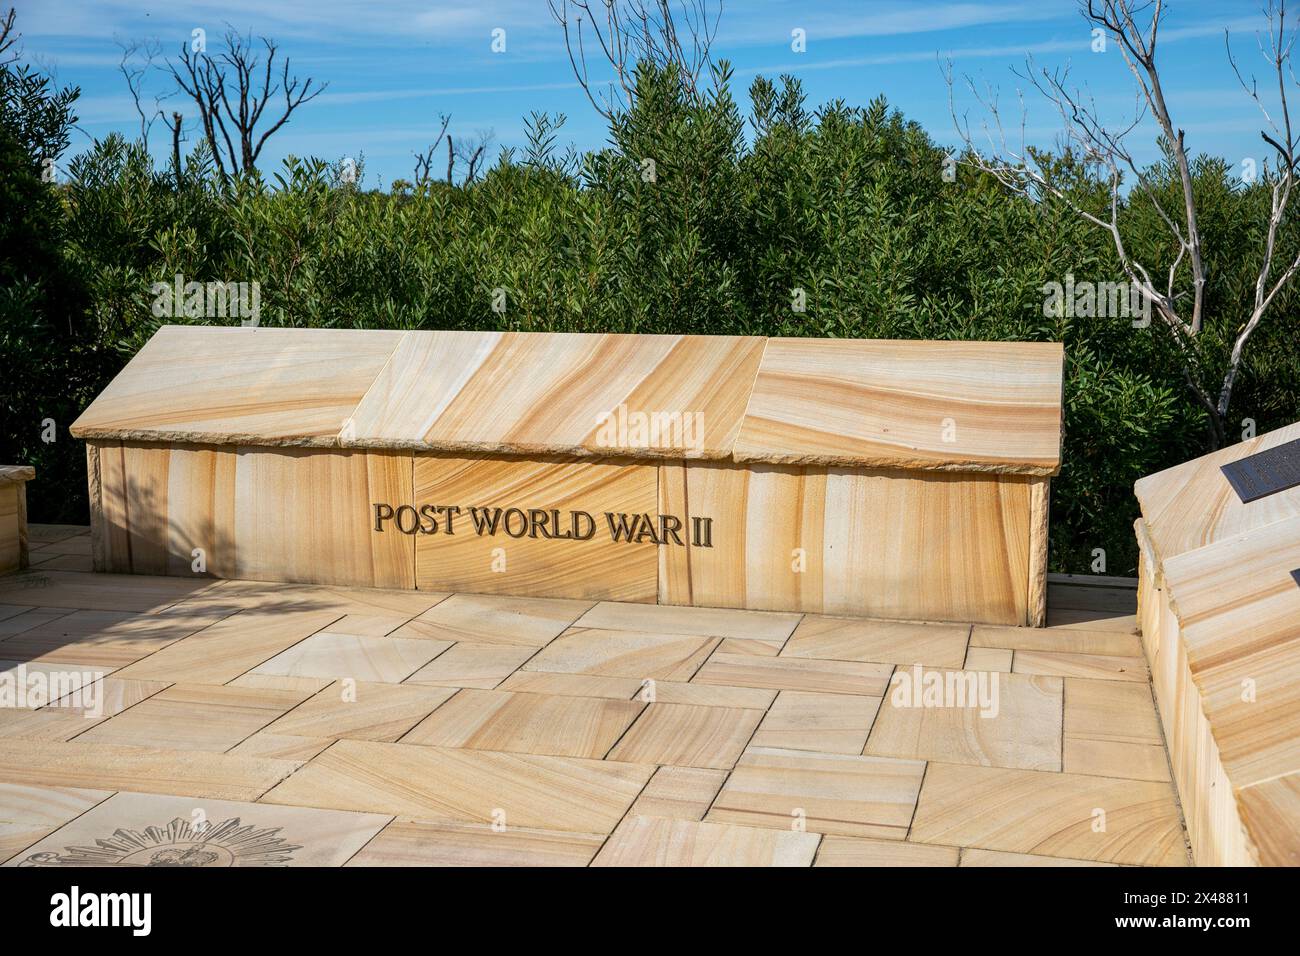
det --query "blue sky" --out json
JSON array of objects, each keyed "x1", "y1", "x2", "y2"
[{"x1": 11, "y1": 0, "x2": 1280, "y2": 187}]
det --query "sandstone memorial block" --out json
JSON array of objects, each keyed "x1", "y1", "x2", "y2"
[
  {"x1": 70, "y1": 326, "x2": 1064, "y2": 626},
  {"x1": 1135, "y1": 421, "x2": 1300, "y2": 866},
  {"x1": 0, "y1": 465, "x2": 35, "y2": 575}
]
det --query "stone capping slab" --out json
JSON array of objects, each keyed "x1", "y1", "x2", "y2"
[
  {"x1": 0, "y1": 466, "x2": 35, "y2": 486},
  {"x1": 732, "y1": 337, "x2": 1064, "y2": 474},
  {"x1": 0, "y1": 464, "x2": 33, "y2": 574},
  {"x1": 69, "y1": 326, "x2": 1065, "y2": 476},
  {"x1": 1135, "y1": 419, "x2": 1300, "y2": 561}
]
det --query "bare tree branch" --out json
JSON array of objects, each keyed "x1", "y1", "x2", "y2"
[
  {"x1": 1087, "y1": 0, "x2": 1206, "y2": 334},
  {"x1": 546, "y1": 0, "x2": 721, "y2": 119},
  {"x1": 413, "y1": 113, "x2": 451, "y2": 188},
  {"x1": 0, "y1": 7, "x2": 19, "y2": 66},
  {"x1": 116, "y1": 37, "x2": 172, "y2": 150},
  {"x1": 1220, "y1": 0, "x2": 1300, "y2": 419},
  {"x1": 455, "y1": 128, "x2": 495, "y2": 184}
]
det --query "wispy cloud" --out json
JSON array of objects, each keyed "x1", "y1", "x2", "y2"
[
  {"x1": 18, "y1": 0, "x2": 557, "y2": 43},
  {"x1": 317, "y1": 80, "x2": 581, "y2": 107},
  {"x1": 720, "y1": 1, "x2": 1062, "y2": 45},
  {"x1": 736, "y1": 37, "x2": 1087, "y2": 77}
]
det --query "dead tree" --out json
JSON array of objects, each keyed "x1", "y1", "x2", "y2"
[
  {"x1": 413, "y1": 113, "x2": 451, "y2": 189},
  {"x1": 546, "y1": 0, "x2": 721, "y2": 119},
  {"x1": 167, "y1": 110, "x2": 183, "y2": 182},
  {"x1": 455, "y1": 129, "x2": 494, "y2": 184},
  {"x1": 169, "y1": 28, "x2": 325, "y2": 178},
  {"x1": 946, "y1": 0, "x2": 1300, "y2": 449}
]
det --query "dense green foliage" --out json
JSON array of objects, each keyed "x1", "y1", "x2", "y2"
[
  {"x1": 1, "y1": 61, "x2": 104, "y2": 536},
  {"x1": 3, "y1": 59, "x2": 1298, "y2": 574}
]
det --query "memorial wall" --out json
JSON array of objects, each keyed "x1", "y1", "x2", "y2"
[
  {"x1": 1135, "y1": 422, "x2": 1300, "y2": 866},
  {"x1": 70, "y1": 326, "x2": 1064, "y2": 626}
]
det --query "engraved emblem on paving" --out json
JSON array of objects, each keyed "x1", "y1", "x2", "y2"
[{"x1": 18, "y1": 816, "x2": 300, "y2": 867}]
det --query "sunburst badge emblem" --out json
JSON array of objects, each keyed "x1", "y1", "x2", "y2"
[{"x1": 19, "y1": 817, "x2": 302, "y2": 867}]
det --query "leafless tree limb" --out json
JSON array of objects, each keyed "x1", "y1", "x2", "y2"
[
  {"x1": 117, "y1": 38, "x2": 173, "y2": 150},
  {"x1": 0, "y1": 7, "x2": 19, "y2": 66},
  {"x1": 1221, "y1": 0, "x2": 1300, "y2": 420},
  {"x1": 413, "y1": 113, "x2": 451, "y2": 189},
  {"x1": 546, "y1": 0, "x2": 721, "y2": 119},
  {"x1": 454, "y1": 128, "x2": 495, "y2": 184},
  {"x1": 166, "y1": 110, "x2": 184, "y2": 181}
]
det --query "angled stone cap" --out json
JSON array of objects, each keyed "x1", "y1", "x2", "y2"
[
  {"x1": 70, "y1": 325, "x2": 1065, "y2": 472},
  {"x1": 69, "y1": 326, "x2": 405, "y2": 446},
  {"x1": 1135, "y1": 419, "x2": 1300, "y2": 561},
  {"x1": 343, "y1": 329, "x2": 765, "y2": 459},
  {"x1": 0, "y1": 466, "x2": 35, "y2": 486},
  {"x1": 733, "y1": 338, "x2": 1064, "y2": 474}
]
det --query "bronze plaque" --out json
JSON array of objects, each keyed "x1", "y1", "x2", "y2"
[{"x1": 1220, "y1": 438, "x2": 1300, "y2": 503}]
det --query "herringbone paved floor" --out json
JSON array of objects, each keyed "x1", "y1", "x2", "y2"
[{"x1": 0, "y1": 524, "x2": 1189, "y2": 867}]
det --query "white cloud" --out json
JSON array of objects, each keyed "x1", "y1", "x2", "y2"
[
  {"x1": 17, "y1": 0, "x2": 556, "y2": 43},
  {"x1": 317, "y1": 80, "x2": 580, "y2": 106},
  {"x1": 720, "y1": 1, "x2": 1062, "y2": 45}
]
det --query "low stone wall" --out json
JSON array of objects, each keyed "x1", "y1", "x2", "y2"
[
  {"x1": 72, "y1": 326, "x2": 1065, "y2": 626},
  {"x1": 0, "y1": 466, "x2": 34, "y2": 575},
  {"x1": 1134, "y1": 422, "x2": 1300, "y2": 866}
]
